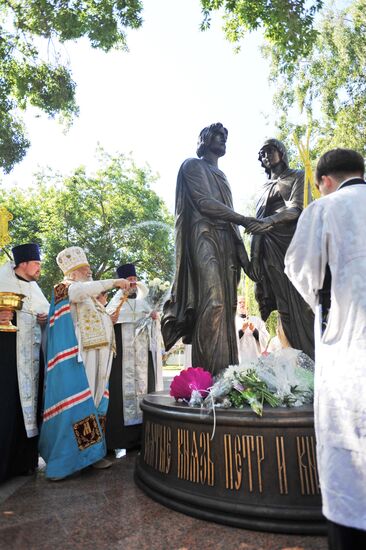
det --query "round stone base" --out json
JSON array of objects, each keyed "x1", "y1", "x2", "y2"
[{"x1": 135, "y1": 392, "x2": 326, "y2": 534}]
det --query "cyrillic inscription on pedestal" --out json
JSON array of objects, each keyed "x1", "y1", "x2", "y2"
[
  {"x1": 135, "y1": 397, "x2": 326, "y2": 535},
  {"x1": 296, "y1": 435, "x2": 320, "y2": 495},
  {"x1": 177, "y1": 429, "x2": 214, "y2": 486},
  {"x1": 224, "y1": 434, "x2": 264, "y2": 492},
  {"x1": 144, "y1": 420, "x2": 172, "y2": 474}
]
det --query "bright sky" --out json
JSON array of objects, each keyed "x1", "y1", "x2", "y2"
[{"x1": 2, "y1": 0, "x2": 278, "y2": 213}]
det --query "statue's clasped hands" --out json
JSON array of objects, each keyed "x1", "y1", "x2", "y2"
[{"x1": 241, "y1": 216, "x2": 274, "y2": 234}]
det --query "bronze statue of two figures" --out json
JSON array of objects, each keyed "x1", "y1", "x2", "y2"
[{"x1": 161, "y1": 123, "x2": 314, "y2": 375}]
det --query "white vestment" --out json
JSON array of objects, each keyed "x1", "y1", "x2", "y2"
[
  {"x1": 267, "y1": 336, "x2": 282, "y2": 353},
  {"x1": 106, "y1": 291, "x2": 163, "y2": 425},
  {"x1": 285, "y1": 180, "x2": 366, "y2": 530},
  {"x1": 235, "y1": 314, "x2": 270, "y2": 363},
  {"x1": 68, "y1": 279, "x2": 116, "y2": 408},
  {"x1": 184, "y1": 344, "x2": 192, "y2": 368},
  {"x1": 0, "y1": 262, "x2": 49, "y2": 436}
]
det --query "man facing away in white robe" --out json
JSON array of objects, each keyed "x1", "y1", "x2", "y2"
[{"x1": 285, "y1": 148, "x2": 366, "y2": 549}]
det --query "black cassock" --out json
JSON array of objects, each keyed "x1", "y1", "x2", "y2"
[
  {"x1": 0, "y1": 315, "x2": 43, "y2": 482},
  {"x1": 105, "y1": 324, "x2": 155, "y2": 451}
]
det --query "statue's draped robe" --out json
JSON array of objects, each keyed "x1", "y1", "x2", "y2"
[
  {"x1": 161, "y1": 158, "x2": 245, "y2": 375},
  {"x1": 248, "y1": 168, "x2": 314, "y2": 359}
]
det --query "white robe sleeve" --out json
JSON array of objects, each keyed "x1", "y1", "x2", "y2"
[
  {"x1": 106, "y1": 289, "x2": 122, "y2": 314},
  {"x1": 256, "y1": 318, "x2": 270, "y2": 352},
  {"x1": 285, "y1": 201, "x2": 329, "y2": 311},
  {"x1": 68, "y1": 279, "x2": 116, "y2": 303}
]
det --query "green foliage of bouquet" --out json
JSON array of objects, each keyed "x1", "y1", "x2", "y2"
[{"x1": 228, "y1": 369, "x2": 281, "y2": 416}]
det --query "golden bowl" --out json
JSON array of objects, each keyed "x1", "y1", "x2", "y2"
[
  {"x1": 0, "y1": 291, "x2": 25, "y2": 310},
  {"x1": 0, "y1": 292, "x2": 25, "y2": 332}
]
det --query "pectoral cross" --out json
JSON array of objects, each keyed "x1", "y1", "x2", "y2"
[{"x1": 127, "y1": 298, "x2": 137, "y2": 321}]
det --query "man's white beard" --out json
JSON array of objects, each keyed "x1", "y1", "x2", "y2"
[{"x1": 66, "y1": 274, "x2": 93, "y2": 282}]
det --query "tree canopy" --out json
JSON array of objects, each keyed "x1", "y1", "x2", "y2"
[
  {"x1": 200, "y1": 0, "x2": 324, "y2": 63},
  {"x1": 269, "y1": 0, "x2": 366, "y2": 159},
  {"x1": 2, "y1": 0, "x2": 362, "y2": 176},
  {"x1": 0, "y1": 149, "x2": 174, "y2": 298},
  {"x1": 0, "y1": 0, "x2": 143, "y2": 173},
  {"x1": 199, "y1": 1, "x2": 366, "y2": 160}
]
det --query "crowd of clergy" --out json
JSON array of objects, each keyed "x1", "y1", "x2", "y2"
[{"x1": 0, "y1": 246, "x2": 163, "y2": 481}]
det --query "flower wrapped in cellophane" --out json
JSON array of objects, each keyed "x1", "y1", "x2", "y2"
[
  {"x1": 170, "y1": 367, "x2": 213, "y2": 405},
  {"x1": 169, "y1": 348, "x2": 314, "y2": 416},
  {"x1": 134, "y1": 277, "x2": 170, "y2": 337}
]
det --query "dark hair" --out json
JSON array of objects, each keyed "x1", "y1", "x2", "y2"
[
  {"x1": 258, "y1": 138, "x2": 289, "y2": 177},
  {"x1": 316, "y1": 148, "x2": 365, "y2": 183},
  {"x1": 196, "y1": 122, "x2": 228, "y2": 158}
]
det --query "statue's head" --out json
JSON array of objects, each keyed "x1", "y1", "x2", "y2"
[
  {"x1": 196, "y1": 122, "x2": 228, "y2": 158},
  {"x1": 258, "y1": 138, "x2": 289, "y2": 177}
]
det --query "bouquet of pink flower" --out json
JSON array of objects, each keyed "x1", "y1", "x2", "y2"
[{"x1": 170, "y1": 367, "x2": 213, "y2": 402}]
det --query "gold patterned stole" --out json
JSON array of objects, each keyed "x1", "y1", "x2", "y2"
[{"x1": 77, "y1": 298, "x2": 109, "y2": 350}]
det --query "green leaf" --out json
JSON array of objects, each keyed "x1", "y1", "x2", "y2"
[
  {"x1": 0, "y1": 0, "x2": 143, "y2": 172},
  {"x1": 0, "y1": 147, "x2": 174, "y2": 298}
]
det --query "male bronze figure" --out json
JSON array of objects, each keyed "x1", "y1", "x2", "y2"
[{"x1": 161, "y1": 123, "x2": 248, "y2": 375}]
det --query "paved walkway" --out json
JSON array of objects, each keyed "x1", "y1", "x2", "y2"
[
  {"x1": 0, "y1": 452, "x2": 328, "y2": 550},
  {"x1": 0, "y1": 371, "x2": 328, "y2": 549}
]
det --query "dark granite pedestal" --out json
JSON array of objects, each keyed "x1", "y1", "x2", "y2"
[{"x1": 135, "y1": 393, "x2": 326, "y2": 535}]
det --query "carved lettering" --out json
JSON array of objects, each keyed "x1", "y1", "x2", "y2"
[
  {"x1": 177, "y1": 429, "x2": 214, "y2": 486},
  {"x1": 256, "y1": 435, "x2": 264, "y2": 493},
  {"x1": 234, "y1": 435, "x2": 242, "y2": 490},
  {"x1": 276, "y1": 435, "x2": 288, "y2": 495},
  {"x1": 296, "y1": 436, "x2": 320, "y2": 495},
  {"x1": 224, "y1": 433, "x2": 264, "y2": 493},
  {"x1": 143, "y1": 421, "x2": 171, "y2": 474},
  {"x1": 224, "y1": 433, "x2": 233, "y2": 489}
]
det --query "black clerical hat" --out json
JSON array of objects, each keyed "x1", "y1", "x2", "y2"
[
  {"x1": 12, "y1": 243, "x2": 41, "y2": 266},
  {"x1": 116, "y1": 263, "x2": 136, "y2": 279}
]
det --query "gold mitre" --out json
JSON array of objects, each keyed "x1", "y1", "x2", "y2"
[{"x1": 56, "y1": 246, "x2": 89, "y2": 275}]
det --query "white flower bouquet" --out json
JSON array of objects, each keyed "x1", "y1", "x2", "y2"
[{"x1": 135, "y1": 277, "x2": 171, "y2": 336}]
